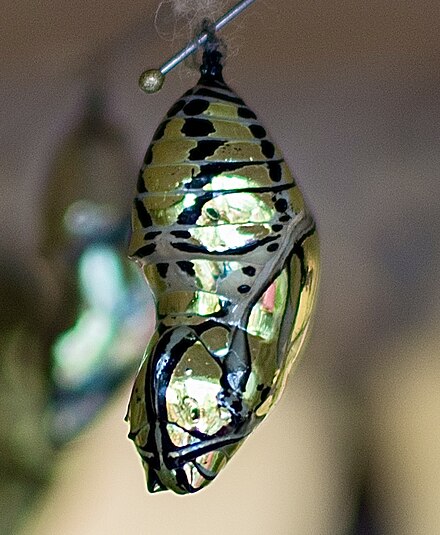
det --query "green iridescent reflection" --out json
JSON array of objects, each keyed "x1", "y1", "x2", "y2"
[
  {"x1": 140, "y1": 177, "x2": 275, "y2": 233},
  {"x1": 52, "y1": 245, "x2": 146, "y2": 389},
  {"x1": 196, "y1": 191, "x2": 274, "y2": 225},
  {"x1": 166, "y1": 345, "x2": 231, "y2": 447},
  {"x1": 194, "y1": 186, "x2": 275, "y2": 254},
  {"x1": 208, "y1": 174, "x2": 258, "y2": 191}
]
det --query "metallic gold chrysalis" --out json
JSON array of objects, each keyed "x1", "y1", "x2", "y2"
[{"x1": 127, "y1": 48, "x2": 319, "y2": 494}]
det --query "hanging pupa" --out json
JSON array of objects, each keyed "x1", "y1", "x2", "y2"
[{"x1": 126, "y1": 40, "x2": 319, "y2": 494}]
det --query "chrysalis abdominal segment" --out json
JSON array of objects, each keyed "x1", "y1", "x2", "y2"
[{"x1": 127, "y1": 47, "x2": 319, "y2": 494}]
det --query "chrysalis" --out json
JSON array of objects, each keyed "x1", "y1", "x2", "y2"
[{"x1": 127, "y1": 46, "x2": 319, "y2": 494}]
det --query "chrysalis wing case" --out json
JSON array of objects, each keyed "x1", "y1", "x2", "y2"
[{"x1": 127, "y1": 47, "x2": 319, "y2": 494}]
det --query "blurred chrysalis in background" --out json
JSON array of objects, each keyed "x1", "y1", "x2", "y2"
[
  {"x1": 0, "y1": 254, "x2": 54, "y2": 534},
  {"x1": 41, "y1": 75, "x2": 152, "y2": 444},
  {"x1": 0, "y1": 50, "x2": 155, "y2": 533}
]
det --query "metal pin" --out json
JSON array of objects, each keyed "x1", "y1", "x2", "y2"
[{"x1": 139, "y1": 0, "x2": 257, "y2": 94}]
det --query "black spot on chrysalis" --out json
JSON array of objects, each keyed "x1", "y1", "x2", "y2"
[
  {"x1": 261, "y1": 140, "x2": 275, "y2": 159},
  {"x1": 249, "y1": 124, "x2": 266, "y2": 139},
  {"x1": 181, "y1": 118, "x2": 215, "y2": 137},
  {"x1": 176, "y1": 261, "x2": 196, "y2": 277},
  {"x1": 157, "y1": 263, "x2": 169, "y2": 278},
  {"x1": 183, "y1": 99, "x2": 210, "y2": 116},
  {"x1": 242, "y1": 266, "x2": 256, "y2": 277},
  {"x1": 237, "y1": 107, "x2": 257, "y2": 120},
  {"x1": 237, "y1": 285, "x2": 251, "y2": 294},
  {"x1": 275, "y1": 199, "x2": 288, "y2": 213}
]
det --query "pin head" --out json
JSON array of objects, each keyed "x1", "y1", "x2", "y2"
[{"x1": 139, "y1": 69, "x2": 165, "y2": 94}]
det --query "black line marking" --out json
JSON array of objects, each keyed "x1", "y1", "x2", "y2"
[
  {"x1": 260, "y1": 386, "x2": 271, "y2": 401},
  {"x1": 171, "y1": 235, "x2": 278, "y2": 256},
  {"x1": 193, "y1": 461, "x2": 217, "y2": 481},
  {"x1": 137, "y1": 169, "x2": 147, "y2": 193},
  {"x1": 136, "y1": 183, "x2": 295, "y2": 205},
  {"x1": 199, "y1": 77, "x2": 228, "y2": 91},
  {"x1": 144, "y1": 146, "x2": 153, "y2": 165},
  {"x1": 152, "y1": 120, "x2": 169, "y2": 141},
  {"x1": 194, "y1": 88, "x2": 245, "y2": 106},
  {"x1": 144, "y1": 231, "x2": 161, "y2": 240},
  {"x1": 135, "y1": 199, "x2": 153, "y2": 227},
  {"x1": 133, "y1": 243, "x2": 156, "y2": 257},
  {"x1": 202, "y1": 183, "x2": 295, "y2": 196},
  {"x1": 176, "y1": 192, "x2": 213, "y2": 225},
  {"x1": 182, "y1": 159, "x2": 286, "y2": 190}
]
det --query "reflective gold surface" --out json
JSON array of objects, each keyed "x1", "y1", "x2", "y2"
[
  {"x1": 166, "y1": 344, "x2": 232, "y2": 444},
  {"x1": 127, "y1": 51, "x2": 319, "y2": 494}
]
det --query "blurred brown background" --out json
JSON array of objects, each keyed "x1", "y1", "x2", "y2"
[{"x1": 1, "y1": 1, "x2": 440, "y2": 534}]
